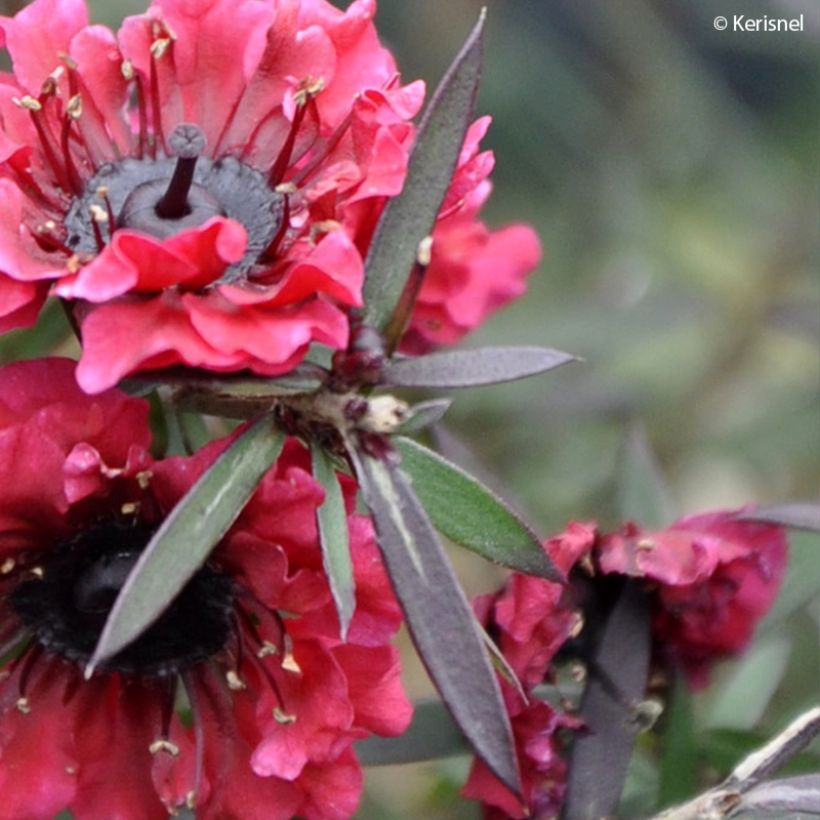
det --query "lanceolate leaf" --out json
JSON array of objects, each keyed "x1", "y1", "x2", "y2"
[
  {"x1": 382, "y1": 346, "x2": 576, "y2": 389},
  {"x1": 739, "y1": 503, "x2": 820, "y2": 532},
  {"x1": 349, "y1": 443, "x2": 522, "y2": 799},
  {"x1": 396, "y1": 437, "x2": 560, "y2": 580},
  {"x1": 311, "y1": 442, "x2": 356, "y2": 639},
  {"x1": 362, "y1": 12, "x2": 485, "y2": 332},
  {"x1": 90, "y1": 417, "x2": 286, "y2": 669},
  {"x1": 563, "y1": 581, "x2": 651, "y2": 820}
]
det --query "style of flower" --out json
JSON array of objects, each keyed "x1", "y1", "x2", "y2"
[
  {"x1": 0, "y1": 0, "x2": 540, "y2": 394},
  {"x1": 462, "y1": 524, "x2": 593, "y2": 819},
  {"x1": 597, "y1": 509, "x2": 788, "y2": 688},
  {"x1": 0, "y1": 357, "x2": 411, "y2": 819}
]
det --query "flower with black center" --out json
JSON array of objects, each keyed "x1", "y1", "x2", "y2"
[
  {"x1": 0, "y1": 0, "x2": 541, "y2": 394},
  {"x1": 0, "y1": 357, "x2": 411, "y2": 818}
]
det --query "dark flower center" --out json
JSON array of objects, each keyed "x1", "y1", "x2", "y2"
[
  {"x1": 11, "y1": 520, "x2": 234, "y2": 677},
  {"x1": 63, "y1": 123, "x2": 285, "y2": 284}
]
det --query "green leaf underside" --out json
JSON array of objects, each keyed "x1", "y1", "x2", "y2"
[
  {"x1": 361, "y1": 11, "x2": 485, "y2": 332},
  {"x1": 657, "y1": 674, "x2": 697, "y2": 809},
  {"x1": 617, "y1": 424, "x2": 674, "y2": 528},
  {"x1": 395, "y1": 437, "x2": 560, "y2": 580},
  {"x1": 310, "y1": 442, "x2": 356, "y2": 640},
  {"x1": 382, "y1": 346, "x2": 576, "y2": 389},
  {"x1": 90, "y1": 417, "x2": 286, "y2": 668},
  {"x1": 349, "y1": 443, "x2": 522, "y2": 799},
  {"x1": 739, "y1": 503, "x2": 820, "y2": 532},
  {"x1": 563, "y1": 581, "x2": 651, "y2": 820}
]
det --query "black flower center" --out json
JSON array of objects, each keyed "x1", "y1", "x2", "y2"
[
  {"x1": 11, "y1": 520, "x2": 234, "y2": 677},
  {"x1": 63, "y1": 124, "x2": 285, "y2": 284}
]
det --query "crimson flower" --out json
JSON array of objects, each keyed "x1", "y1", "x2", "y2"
[
  {"x1": 0, "y1": 0, "x2": 540, "y2": 394},
  {"x1": 597, "y1": 510, "x2": 788, "y2": 688},
  {"x1": 0, "y1": 357, "x2": 411, "y2": 819},
  {"x1": 462, "y1": 525, "x2": 592, "y2": 819}
]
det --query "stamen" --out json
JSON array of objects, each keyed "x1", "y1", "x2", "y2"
[
  {"x1": 59, "y1": 115, "x2": 83, "y2": 195},
  {"x1": 96, "y1": 187, "x2": 117, "y2": 229},
  {"x1": 160, "y1": 676, "x2": 178, "y2": 740},
  {"x1": 291, "y1": 109, "x2": 354, "y2": 187},
  {"x1": 149, "y1": 738, "x2": 180, "y2": 757},
  {"x1": 225, "y1": 670, "x2": 246, "y2": 691},
  {"x1": 273, "y1": 706, "x2": 296, "y2": 724},
  {"x1": 15, "y1": 697, "x2": 30, "y2": 714},
  {"x1": 148, "y1": 52, "x2": 167, "y2": 157},
  {"x1": 155, "y1": 124, "x2": 206, "y2": 220},
  {"x1": 134, "y1": 74, "x2": 149, "y2": 159},
  {"x1": 27, "y1": 107, "x2": 73, "y2": 193},
  {"x1": 268, "y1": 84, "x2": 322, "y2": 187},
  {"x1": 257, "y1": 193, "x2": 290, "y2": 263},
  {"x1": 1, "y1": 558, "x2": 15, "y2": 574}
]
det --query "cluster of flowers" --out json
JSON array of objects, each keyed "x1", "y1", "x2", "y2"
[
  {"x1": 466, "y1": 515, "x2": 787, "y2": 817},
  {"x1": 0, "y1": 0, "x2": 789, "y2": 817},
  {"x1": 0, "y1": 0, "x2": 539, "y2": 815}
]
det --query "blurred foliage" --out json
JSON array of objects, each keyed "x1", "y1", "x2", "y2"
[{"x1": 1, "y1": 0, "x2": 817, "y2": 817}]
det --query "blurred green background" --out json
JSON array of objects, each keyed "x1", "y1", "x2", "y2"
[{"x1": 2, "y1": 0, "x2": 818, "y2": 816}]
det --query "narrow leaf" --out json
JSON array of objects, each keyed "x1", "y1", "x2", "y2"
[
  {"x1": 349, "y1": 443, "x2": 522, "y2": 799},
  {"x1": 395, "y1": 398, "x2": 453, "y2": 435},
  {"x1": 311, "y1": 442, "x2": 356, "y2": 639},
  {"x1": 658, "y1": 675, "x2": 698, "y2": 809},
  {"x1": 382, "y1": 346, "x2": 576, "y2": 389},
  {"x1": 395, "y1": 437, "x2": 560, "y2": 580},
  {"x1": 739, "y1": 503, "x2": 820, "y2": 532},
  {"x1": 563, "y1": 580, "x2": 651, "y2": 820},
  {"x1": 362, "y1": 12, "x2": 485, "y2": 331},
  {"x1": 617, "y1": 424, "x2": 674, "y2": 528},
  {"x1": 90, "y1": 417, "x2": 286, "y2": 669}
]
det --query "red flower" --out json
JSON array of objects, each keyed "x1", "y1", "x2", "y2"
[
  {"x1": 401, "y1": 118, "x2": 542, "y2": 354},
  {"x1": 0, "y1": 358, "x2": 411, "y2": 818},
  {"x1": 462, "y1": 525, "x2": 591, "y2": 818},
  {"x1": 598, "y1": 510, "x2": 788, "y2": 688},
  {"x1": 0, "y1": 0, "x2": 539, "y2": 393}
]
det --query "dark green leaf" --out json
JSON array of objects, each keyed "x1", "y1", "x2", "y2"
[
  {"x1": 658, "y1": 675, "x2": 698, "y2": 810},
  {"x1": 311, "y1": 442, "x2": 356, "y2": 639},
  {"x1": 739, "y1": 503, "x2": 820, "y2": 533},
  {"x1": 617, "y1": 424, "x2": 674, "y2": 528},
  {"x1": 563, "y1": 581, "x2": 651, "y2": 820},
  {"x1": 396, "y1": 437, "x2": 559, "y2": 579},
  {"x1": 90, "y1": 417, "x2": 286, "y2": 670},
  {"x1": 349, "y1": 443, "x2": 521, "y2": 799},
  {"x1": 362, "y1": 12, "x2": 485, "y2": 332},
  {"x1": 382, "y1": 346, "x2": 576, "y2": 389},
  {"x1": 357, "y1": 698, "x2": 467, "y2": 765}
]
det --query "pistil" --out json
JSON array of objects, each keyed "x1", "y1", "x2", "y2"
[{"x1": 155, "y1": 124, "x2": 206, "y2": 219}]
